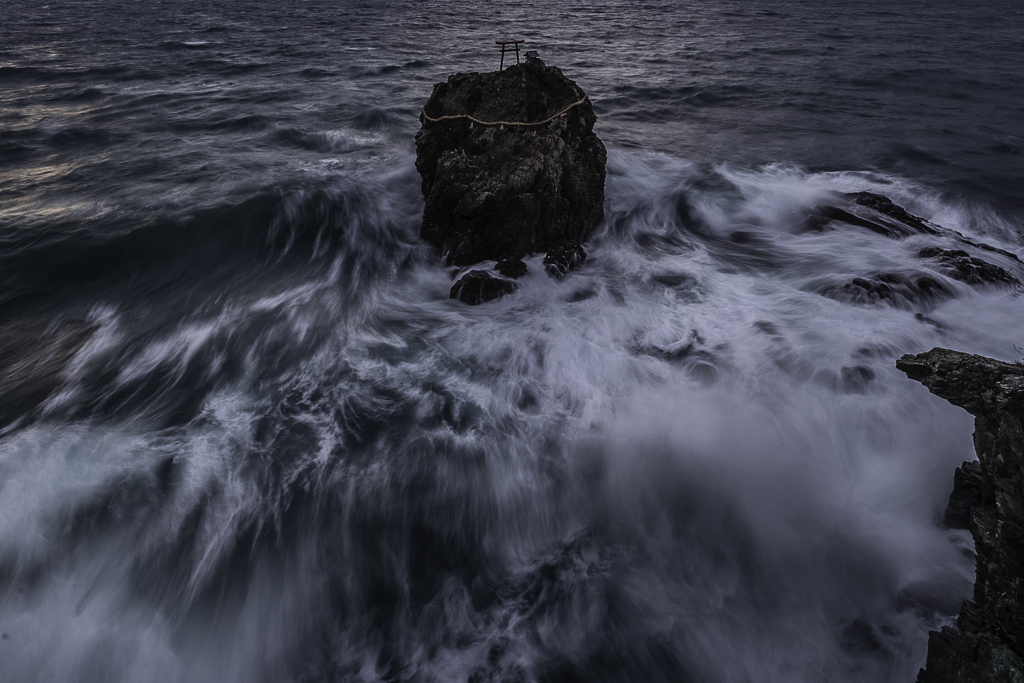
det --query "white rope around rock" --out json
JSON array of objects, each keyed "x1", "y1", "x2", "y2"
[{"x1": 420, "y1": 95, "x2": 589, "y2": 127}]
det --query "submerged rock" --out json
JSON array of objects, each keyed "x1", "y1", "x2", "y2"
[
  {"x1": 818, "y1": 273, "x2": 951, "y2": 307},
  {"x1": 917, "y1": 247, "x2": 1020, "y2": 287},
  {"x1": 449, "y1": 270, "x2": 518, "y2": 305},
  {"x1": 806, "y1": 192, "x2": 940, "y2": 238},
  {"x1": 415, "y1": 54, "x2": 606, "y2": 273},
  {"x1": 809, "y1": 194, "x2": 1020, "y2": 309},
  {"x1": 896, "y1": 348, "x2": 1024, "y2": 683},
  {"x1": 847, "y1": 191, "x2": 939, "y2": 235},
  {"x1": 807, "y1": 193, "x2": 1021, "y2": 292}
]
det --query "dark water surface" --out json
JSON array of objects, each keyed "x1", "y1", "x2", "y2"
[{"x1": 1, "y1": 1, "x2": 1023, "y2": 681}]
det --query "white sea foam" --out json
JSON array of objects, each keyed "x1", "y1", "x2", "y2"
[{"x1": 0, "y1": 147, "x2": 1020, "y2": 682}]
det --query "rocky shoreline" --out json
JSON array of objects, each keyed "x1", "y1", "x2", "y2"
[
  {"x1": 411, "y1": 61, "x2": 1024, "y2": 678},
  {"x1": 898, "y1": 348, "x2": 1024, "y2": 683},
  {"x1": 414, "y1": 58, "x2": 1021, "y2": 311}
]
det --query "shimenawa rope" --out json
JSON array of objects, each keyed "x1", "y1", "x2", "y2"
[{"x1": 420, "y1": 95, "x2": 589, "y2": 128}]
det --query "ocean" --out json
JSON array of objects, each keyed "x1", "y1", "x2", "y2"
[{"x1": 1, "y1": 0, "x2": 1022, "y2": 681}]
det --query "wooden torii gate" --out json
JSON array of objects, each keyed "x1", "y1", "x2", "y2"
[{"x1": 496, "y1": 39, "x2": 524, "y2": 70}]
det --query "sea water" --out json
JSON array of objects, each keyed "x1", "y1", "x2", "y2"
[{"x1": 1, "y1": 1, "x2": 1022, "y2": 681}]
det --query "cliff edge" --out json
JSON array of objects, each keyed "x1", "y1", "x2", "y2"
[{"x1": 897, "y1": 348, "x2": 1024, "y2": 683}]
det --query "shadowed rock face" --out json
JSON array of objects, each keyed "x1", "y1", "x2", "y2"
[
  {"x1": 897, "y1": 348, "x2": 1024, "y2": 683},
  {"x1": 415, "y1": 55, "x2": 606, "y2": 270}
]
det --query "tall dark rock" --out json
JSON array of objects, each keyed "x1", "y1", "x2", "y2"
[
  {"x1": 414, "y1": 54, "x2": 606, "y2": 275},
  {"x1": 897, "y1": 348, "x2": 1024, "y2": 683}
]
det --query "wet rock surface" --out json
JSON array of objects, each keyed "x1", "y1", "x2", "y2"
[
  {"x1": 847, "y1": 191, "x2": 940, "y2": 235},
  {"x1": 917, "y1": 247, "x2": 1020, "y2": 287},
  {"x1": 896, "y1": 348, "x2": 1024, "y2": 683},
  {"x1": 944, "y1": 461, "x2": 983, "y2": 532},
  {"x1": 806, "y1": 191, "x2": 940, "y2": 238},
  {"x1": 806, "y1": 193, "x2": 1021, "y2": 310},
  {"x1": 818, "y1": 273, "x2": 951, "y2": 307},
  {"x1": 449, "y1": 270, "x2": 518, "y2": 305},
  {"x1": 543, "y1": 242, "x2": 587, "y2": 280},
  {"x1": 415, "y1": 54, "x2": 606, "y2": 282}
]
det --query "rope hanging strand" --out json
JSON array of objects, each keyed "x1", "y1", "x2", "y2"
[{"x1": 420, "y1": 95, "x2": 589, "y2": 128}]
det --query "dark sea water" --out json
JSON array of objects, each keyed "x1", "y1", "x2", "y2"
[{"x1": 1, "y1": 1, "x2": 1023, "y2": 681}]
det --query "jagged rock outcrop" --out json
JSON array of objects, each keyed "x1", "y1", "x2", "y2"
[
  {"x1": 806, "y1": 193, "x2": 1021, "y2": 310},
  {"x1": 944, "y1": 460, "x2": 984, "y2": 532},
  {"x1": 415, "y1": 53, "x2": 606, "y2": 303},
  {"x1": 806, "y1": 191, "x2": 941, "y2": 238},
  {"x1": 897, "y1": 348, "x2": 1024, "y2": 683},
  {"x1": 917, "y1": 248, "x2": 1020, "y2": 287}
]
